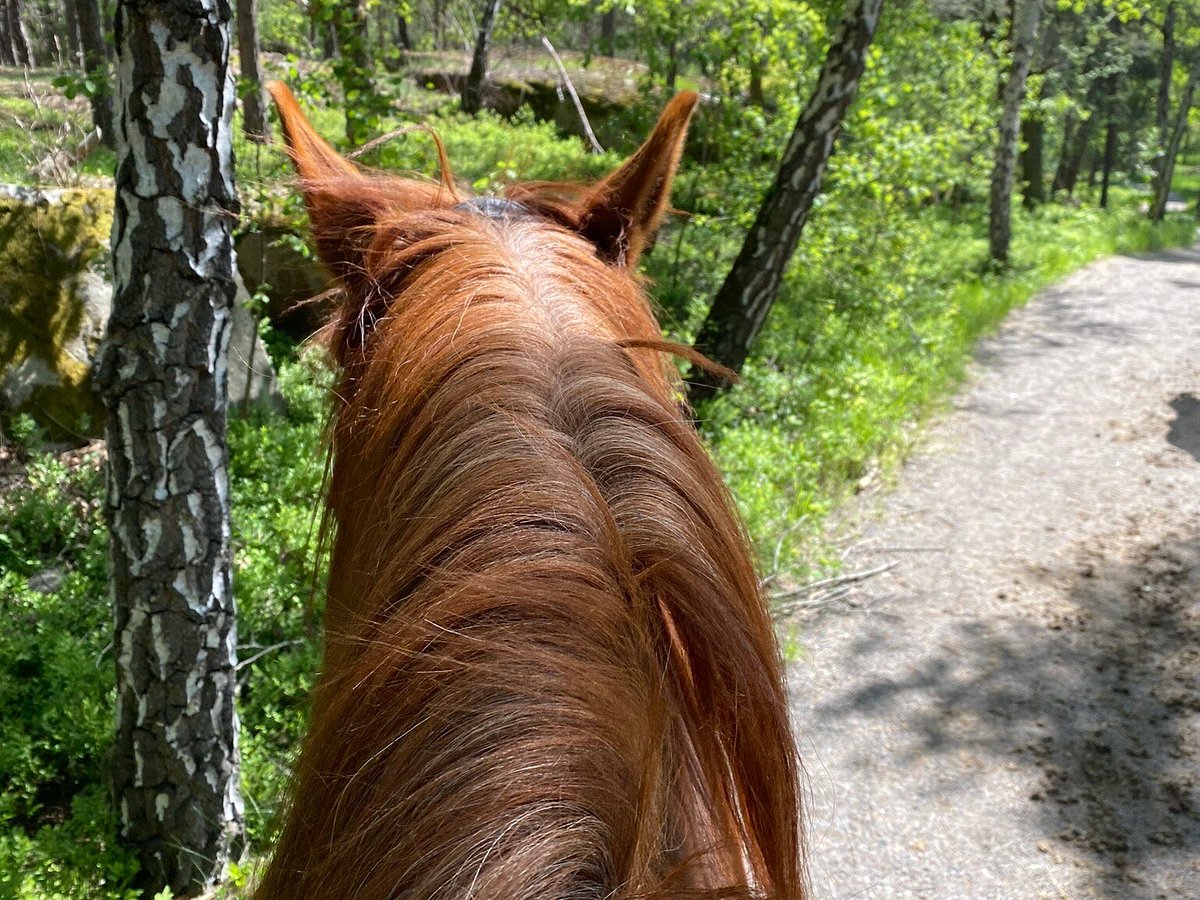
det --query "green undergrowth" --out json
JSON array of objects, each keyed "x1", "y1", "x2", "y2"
[
  {"x1": 1, "y1": 66, "x2": 1197, "y2": 894},
  {"x1": 690, "y1": 199, "x2": 1195, "y2": 577},
  {"x1": 0, "y1": 358, "x2": 330, "y2": 898}
]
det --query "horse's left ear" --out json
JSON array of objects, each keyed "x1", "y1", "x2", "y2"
[
  {"x1": 268, "y1": 82, "x2": 457, "y2": 286},
  {"x1": 577, "y1": 91, "x2": 699, "y2": 267}
]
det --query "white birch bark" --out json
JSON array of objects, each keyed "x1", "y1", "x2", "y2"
[{"x1": 95, "y1": 0, "x2": 245, "y2": 893}]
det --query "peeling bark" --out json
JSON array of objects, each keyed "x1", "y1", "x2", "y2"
[
  {"x1": 688, "y1": 0, "x2": 885, "y2": 401},
  {"x1": 96, "y1": 0, "x2": 245, "y2": 893}
]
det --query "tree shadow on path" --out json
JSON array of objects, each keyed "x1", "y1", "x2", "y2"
[
  {"x1": 1167, "y1": 393, "x2": 1200, "y2": 462},
  {"x1": 816, "y1": 526, "x2": 1200, "y2": 898}
]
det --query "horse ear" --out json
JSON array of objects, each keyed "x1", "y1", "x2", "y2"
[
  {"x1": 269, "y1": 82, "x2": 399, "y2": 284},
  {"x1": 577, "y1": 91, "x2": 699, "y2": 267}
]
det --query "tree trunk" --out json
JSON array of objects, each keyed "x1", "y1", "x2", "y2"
[
  {"x1": 1151, "y1": 66, "x2": 1198, "y2": 220},
  {"x1": 5, "y1": 0, "x2": 32, "y2": 66},
  {"x1": 310, "y1": 0, "x2": 335, "y2": 58},
  {"x1": 461, "y1": 0, "x2": 502, "y2": 114},
  {"x1": 0, "y1": 4, "x2": 14, "y2": 66},
  {"x1": 76, "y1": 0, "x2": 113, "y2": 146},
  {"x1": 63, "y1": 0, "x2": 82, "y2": 67},
  {"x1": 601, "y1": 5, "x2": 615, "y2": 56},
  {"x1": 1099, "y1": 119, "x2": 1118, "y2": 208},
  {"x1": 1059, "y1": 109, "x2": 1092, "y2": 196},
  {"x1": 1020, "y1": 114, "x2": 1045, "y2": 207},
  {"x1": 331, "y1": 0, "x2": 373, "y2": 144},
  {"x1": 1158, "y1": 1, "x2": 1176, "y2": 143},
  {"x1": 397, "y1": 13, "x2": 411, "y2": 51},
  {"x1": 96, "y1": 0, "x2": 245, "y2": 894},
  {"x1": 236, "y1": 0, "x2": 269, "y2": 141},
  {"x1": 748, "y1": 56, "x2": 765, "y2": 107},
  {"x1": 688, "y1": 0, "x2": 885, "y2": 401},
  {"x1": 1050, "y1": 107, "x2": 1077, "y2": 194},
  {"x1": 988, "y1": 0, "x2": 1043, "y2": 266}
]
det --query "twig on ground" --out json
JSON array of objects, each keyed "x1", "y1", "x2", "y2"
[
  {"x1": 769, "y1": 560, "x2": 898, "y2": 618},
  {"x1": 540, "y1": 36, "x2": 604, "y2": 154}
]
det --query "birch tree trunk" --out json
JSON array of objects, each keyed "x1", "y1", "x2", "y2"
[
  {"x1": 95, "y1": 0, "x2": 244, "y2": 893},
  {"x1": 988, "y1": 0, "x2": 1043, "y2": 266},
  {"x1": 4, "y1": 0, "x2": 32, "y2": 66},
  {"x1": 1150, "y1": 65, "x2": 1197, "y2": 221},
  {"x1": 236, "y1": 0, "x2": 269, "y2": 141},
  {"x1": 688, "y1": 0, "x2": 885, "y2": 401},
  {"x1": 461, "y1": 0, "x2": 502, "y2": 114}
]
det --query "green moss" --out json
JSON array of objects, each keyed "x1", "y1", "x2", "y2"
[{"x1": 0, "y1": 189, "x2": 113, "y2": 439}]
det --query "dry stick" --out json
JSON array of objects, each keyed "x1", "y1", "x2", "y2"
[
  {"x1": 770, "y1": 560, "x2": 898, "y2": 602},
  {"x1": 540, "y1": 35, "x2": 604, "y2": 154}
]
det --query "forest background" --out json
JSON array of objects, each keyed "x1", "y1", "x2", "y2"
[{"x1": 0, "y1": 0, "x2": 1197, "y2": 895}]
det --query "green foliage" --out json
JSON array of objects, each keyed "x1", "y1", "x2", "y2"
[
  {"x1": 0, "y1": 451, "x2": 135, "y2": 898},
  {"x1": 0, "y1": 357, "x2": 331, "y2": 894},
  {"x1": 681, "y1": 197, "x2": 1194, "y2": 574}
]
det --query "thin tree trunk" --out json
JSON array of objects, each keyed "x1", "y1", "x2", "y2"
[
  {"x1": 461, "y1": 0, "x2": 502, "y2": 114},
  {"x1": 988, "y1": 0, "x2": 1043, "y2": 266},
  {"x1": 236, "y1": 0, "x2": 269, "y2": 141},
  {"x1": 96, "y1": 0, "x2": 245, "y2": 893},
  {"x1": 63, "y1": 0, "x2": 82, "y2": 67},
  {"x1": 1151, "y1": 66, "x2": 1198, "y2": 220},
  {"x1": 0, "y1": 4, "x2": 15, "y2": 66},
  {"x1": 1099, "y1": 119, "x2": 1118, "y2": 208},
  {"x1": 1158, "y1": 2, "x2": 1176, "y2": 143},
  {"x1": 1050, "y1": 107, "x2": 1077, "y2": 194},
  {"x1": 6, "y1": 0, "x2": 32, "y2": 66},
  {"x1": 76, "y1": 0, "x2": 113, "y2": 146},
  {"x1": 688, "y1": 0, "x2": 885, "y2": 401},
  {"x1": 601, "y1": 5, "x2": 615, "y2": 56},
  {"x1": 1060, "y1": 109, "x2": 1093, "y2": 196},
  {"x1": 397, "y1": 13, "x2": 411, "y2": 51},
  {"x1": 748, "y1": 56, "x2": 765, "y2": 107},
  {"x1": 332, "y1": 0, "x2": 373, "y2": 144},
  {"x1": 1020, "y1": 114, "x2": 1045, "y2": 206}
]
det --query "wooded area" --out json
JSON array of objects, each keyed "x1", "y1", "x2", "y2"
[{"x1": 1, "y1": 0, "x2": 1198, "y2": 896}]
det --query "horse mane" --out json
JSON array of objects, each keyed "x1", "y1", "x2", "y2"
[{"x1": 255, "y1": 84, "x2": 804, "y2": 899}]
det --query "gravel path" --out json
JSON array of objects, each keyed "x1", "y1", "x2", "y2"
[{"x1": 789, "y1": 247, "x2": 1200, "y2": 899}]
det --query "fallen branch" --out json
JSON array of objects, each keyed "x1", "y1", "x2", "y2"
[
  {"x1": 540, "y1": 36, "x2": 604, "y2": 154},
  {"x1": 771, "y1": 560, "x2": 897, "y2": 600}
]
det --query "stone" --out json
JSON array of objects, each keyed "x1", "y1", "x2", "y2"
[{"x1": 0, "y1": 184, "x2": 285, "y2": 443}]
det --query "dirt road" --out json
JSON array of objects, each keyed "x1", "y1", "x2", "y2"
[{"x1": 789, "y1": 247, "x2": 1200, "y2": 899}]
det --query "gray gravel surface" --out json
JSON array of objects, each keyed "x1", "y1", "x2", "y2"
[{"x1": 788, "y1": 247, "x2": 1200, "y2": 899}]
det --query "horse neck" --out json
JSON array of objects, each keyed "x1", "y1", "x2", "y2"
[{"x1": 262, "y1": 219, "x2": 801, "y2": 899}]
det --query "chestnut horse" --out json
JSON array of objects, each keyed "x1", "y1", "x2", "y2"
[{"x1": 257, "y1": 84, "x2": 803, "y2": 899}]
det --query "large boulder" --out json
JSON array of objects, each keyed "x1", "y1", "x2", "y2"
[{"x1": 0, "y1": 185, "x2": 283, "y2": 443}]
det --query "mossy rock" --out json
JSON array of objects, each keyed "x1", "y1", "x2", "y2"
[
  {"x1": 0, "y1": 186, "x2": 285, "y2": 443},
  {"x1": 0, "y1": 185, "x2": 112, "y2": 441}
]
